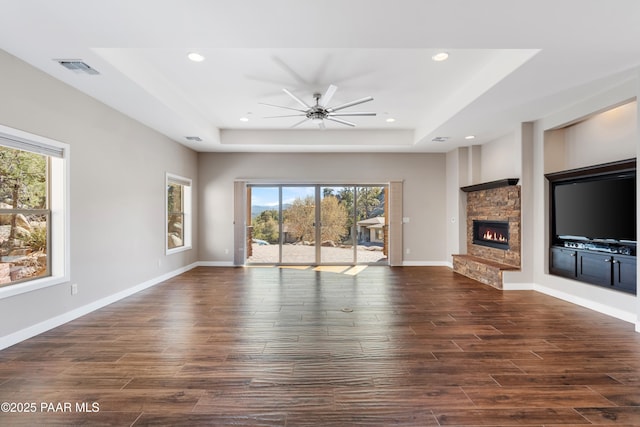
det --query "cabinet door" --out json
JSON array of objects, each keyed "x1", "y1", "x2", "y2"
[
  {"x1": 613, "y1": 255, "x2": 637, "y2": 294},
  {"x1": 550, "y1": 247, "x2": 577, "y2": 278},
  {"x1": 577, "y1": 251, "x2": 612, "y2": 287}
]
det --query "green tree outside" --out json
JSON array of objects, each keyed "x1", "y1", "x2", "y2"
[
  {"x1": 252, "y1": 209, "x2": 279, "y2": 244},
  {"x1": 356, "y1": 186, "x2": 382, "y2": 221},
  {"x1": 0, "y1": 146, "x2": 47, "y2": 242},
  {"x1": 0, "y1": 146, "x2": 46, "y2": 209}
]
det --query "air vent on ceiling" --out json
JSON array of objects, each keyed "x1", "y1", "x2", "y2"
[
  {"x1": 432, "y1": 136, "x2": 450, "y2": 143},
  {"x1": 57, "y1": 60, "x2": 100, "y2": 75},
  {"x1": 185, "y1": 136, "x2": 203, "y2": 142}
]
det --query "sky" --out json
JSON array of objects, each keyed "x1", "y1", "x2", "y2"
[{"x1": 251, "y1": 186, "x2": 316, "y2": 206}]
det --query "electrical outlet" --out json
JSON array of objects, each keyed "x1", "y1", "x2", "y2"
[
  {"x1": 406, "y1": 248, "x2": 411, "y2": 255},
  {"x1": 71, "y1": 283, "x2": 78, "y2": 295}
]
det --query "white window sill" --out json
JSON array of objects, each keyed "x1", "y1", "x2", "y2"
[
  {"x1": 166, "y1": 245, "x2": 192, "y2": 256},
  {"x1": 0, "y1": 274, "x2": 69, "y2": 300}
]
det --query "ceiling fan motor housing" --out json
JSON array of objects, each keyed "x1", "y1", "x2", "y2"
[
  {"x1": 262, "y1": 85, "x2": 375, "y2": 127},
  {"x1": 308, "y1": 110, "x2": 325, "y2": 122}
]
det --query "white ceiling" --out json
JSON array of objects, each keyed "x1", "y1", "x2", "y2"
[{"x1": 1, "y1": 0, "x2": 640, "y2": 153}]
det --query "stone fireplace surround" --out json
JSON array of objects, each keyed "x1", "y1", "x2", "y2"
[{"x1": 453, "y1": 180, "x2": 521, "y2": 289}]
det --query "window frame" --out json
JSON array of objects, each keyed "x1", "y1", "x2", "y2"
[
  {"x1": 0, "y1": 124, "x2": 70, "y2": 299},
  {"x1": 165, "y1": 172, "x2": 192, "y2": 255}
]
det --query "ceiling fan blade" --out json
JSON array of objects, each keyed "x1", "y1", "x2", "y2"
[
  {"x1": 263, "y1": 114, "x2": 306, "y2": 118},
  {"x1": 291, "y1": 117, "x2": 311, "y2": 128},
  {"x1": 258, "y1": 102, "x2": 307, "y2": 113},
  {"x1": 326, "y1": 96, "x2": 374, "y2": 113},
  {"x1": 327, "y1": 112, "x2": 377, "y2": 117},
  {"x1": 325, "y1": 117, "x2": 356, "y2": 127},
  {"x1": 318, "y1": 84, "x2": 337, "y2": 107},
  {"x1": 283, "y1": 88, "x2": 311, "y2": 110}
]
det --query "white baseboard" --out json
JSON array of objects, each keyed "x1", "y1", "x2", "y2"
[
  {"x1": 402, "y1": 261, "x2": 452, "y2": 267},
  {"x1": 197, "y1": 261, "x2": 235, "y2": 267},
  {"x1": 534, "y1": 283, "x2": 637, "y2": 325},
  {"x1": 0, "y1": 262, "x2": 199, "y2": 350},
  {"x1": 502, "y1": 282, "x2": 535, "y2": 291}
]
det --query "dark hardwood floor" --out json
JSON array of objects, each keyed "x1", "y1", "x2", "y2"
[{"x1": 1, "y1": 266, "x2": 640, "y2": 426}]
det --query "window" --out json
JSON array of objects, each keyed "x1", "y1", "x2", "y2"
[
  {"x1": 166, "y1": 173, "x2": 192, "y2": 254},
  {"x1": 0, "y1": 125, "x2": 69, "y2": 298}
]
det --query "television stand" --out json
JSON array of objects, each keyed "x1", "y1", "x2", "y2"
[{"x1": 550, "y1": 245, "x2": 636, "y2": 294}]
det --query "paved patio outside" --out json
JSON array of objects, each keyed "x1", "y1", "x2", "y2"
[{"x1": 247, "y1": 243, "x2": 387, "y2": 264}]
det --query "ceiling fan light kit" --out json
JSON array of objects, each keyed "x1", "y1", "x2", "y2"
[{"x1": 261, "y1": 85, "x2": 376, "y2": 128}]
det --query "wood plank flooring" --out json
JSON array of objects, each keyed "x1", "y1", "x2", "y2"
[{"x1": 1, "y1": 266, "x2": 640, "y2": 426}]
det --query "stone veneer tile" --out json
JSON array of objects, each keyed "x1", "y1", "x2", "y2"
[
  {"x1": 454, "y1": 185, "x2": 522, "y2": 290},
  {"x1": 466, "y1": 186, "x2": 521, "y2": 268}
]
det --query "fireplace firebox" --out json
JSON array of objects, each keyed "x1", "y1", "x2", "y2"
[{"x1": 473, "y1": 220, "x2": 509, "y2": 250}]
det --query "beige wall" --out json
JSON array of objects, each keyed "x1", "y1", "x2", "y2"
[
  {"x1": 445, "y1": 88, "x2": 638, "y2": 323},
  {"x1": 445, "y1": 148, "x2": 470, "y2": 265},
  {"x1": 534, "y1": 83, "x2": 638, "y2": 325},
  {"x1": 198, "y1": 152, "x2": 448, "y2": 265},
  {"x1": 546, "y1": 101, "x2": 637, "y2": 173},
  {"x1": 480, "y1": 131, "x2": 521, "y2": 182},
  {"x1": 446, "y1": 126, "x2": 532, "y2": 284},
  {"x1": 0, "y1": 50, "x2": 198, "y2": 340}
]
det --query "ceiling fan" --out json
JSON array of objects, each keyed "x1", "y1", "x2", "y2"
[{"x1": 261, "y1": 84, "x2": 376, "y2": 128}]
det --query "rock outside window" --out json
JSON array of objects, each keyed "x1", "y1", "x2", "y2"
[{"x1": 166, "y1": 173, "x2": 192, "y2": 254}]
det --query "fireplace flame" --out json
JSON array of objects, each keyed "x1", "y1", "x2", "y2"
[{"x1": 483, "y1": 230, "x2": 507, "y2": 242}]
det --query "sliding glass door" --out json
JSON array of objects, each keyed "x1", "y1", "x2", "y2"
[
  {"x1": 246, "y1": 184, "x2": 388, "y2": 265},
  {"x1": 281, "y1": 186, "x2": 316, "y2": 264},
  {"x1": 247, "y1": 186, "x2": 280, "y2": 264},
  {"x1": 355, "y1": 186, "x2": 387, "y2": 264},
  {"x1": 320, "y1": 186, "x2": 355, "y2": 264}
]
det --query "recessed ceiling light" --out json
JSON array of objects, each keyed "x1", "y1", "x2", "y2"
[
  {"x1": 432, "y1": 52, "x2": 449, "y2": 62},
  {"x1": 386, "y1": 118, "x2": 396, "y2": 123},
  {"x1": 187, "y1": 52, "x2": 205, "y2": 62},
  {"x1": 240, "y1": 117, "x2": 249, "y2": 122},
  {"x1": 465, "y1": 135, "x2": 476, "y2": 140}
]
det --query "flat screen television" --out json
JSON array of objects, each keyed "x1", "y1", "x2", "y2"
[{"x1": 552, "y1": 172, "x2": 636, "y2": 243}]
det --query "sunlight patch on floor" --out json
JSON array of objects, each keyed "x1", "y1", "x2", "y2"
[
  {"x1": 344, "y1": 265, "x2": 368, "y2": 276},
  {"x1": 313, "y1": 266, "x2": 350, "y2": 274}
]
